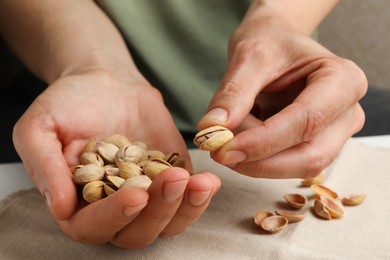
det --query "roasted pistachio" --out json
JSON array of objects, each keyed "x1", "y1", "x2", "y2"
[
  {"x1": 105, "y1": 175, "x2": 125, "y2": 189},
  {"x1": 119, "y1": 175, "x2": 152, "y2": 191},
  {"x1": 82, "y1": 181, "x2": 106, "y2": 203},
  {"x1": 83, "y1": 137, "x2": 101, "y2": 153},
  {"x1": 97, "y1": 142, "x2": 119, "y2": 164},
  {"x1": 115, "y1": 144, "x2": 148, "y2": 165},
  {"x1": 80, "y1": 152, "x2": 104, "y2": 166},
  {"x1": 165, "y1": 152, "x2": 186, "y2": 168},
  {"x1": 147, "y1": 150, "x2": 166, "y2": 160},
  {"x1": 72, "y1": 164, "x2": 105, "y2": 185},
  {"x1": 118, "y1": 161, "x2": 143, "y2": 179},
  {"x1": 104, "y1": 134, "x2": 131, "y2": 148},
  {"x1": 143, "y1": 158, "x2": 172, "y2": 180},
  {"x1": 194, "y1": 126, "x2": 234, "y2": 152}
]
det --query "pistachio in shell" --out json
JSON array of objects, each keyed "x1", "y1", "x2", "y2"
[
  {"x1": 104, "y1": 134, "x2": 131, "y2": 148},
  {"x1": 115, "y1": 144, "x2": 148, "y2": 165},
  {"x1": 119, "y1": 175, "x2": 152, "y2": 191},
  {"x1": 193, "y1": 126, "x2": 234, "y2": 152},
  {"x1": 143, "y1": 158, "x2": 172, "y2": 180},
  {"x1": 72, "y1": 164, "x2": 105, "y2": 185},
  {"x1": 82, "y1": 180, "x2": 106, "y2": 203},
  {"x1": 118, "y1": 161, "x2": 143, "y2": 179}
]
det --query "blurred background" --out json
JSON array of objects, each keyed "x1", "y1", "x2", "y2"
[{"x1": 1, "y1": 0, "x2": 389, "y2": 163}]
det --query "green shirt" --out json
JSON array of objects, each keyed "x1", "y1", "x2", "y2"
[{"x1": 96, "y1": 0, "x2": 251, "y2": 132}]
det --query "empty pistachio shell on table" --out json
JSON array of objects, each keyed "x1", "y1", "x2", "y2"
[
  {"x1": 193, "y1": 126, "x2": 234, "y2": 152},
  {"x1": 115, "y1": 144, "x2": 148, "y2": 165},
  {"x1": 341, "y1": 194, "x2": 367, "y2": 206},
  {"x1": 260, "y1": 215, "x2": 289, "y2": 233},
  {"x1": 301, "y1": 172, "x2": 325, "y2": 187},
  {"x1": 97, "y1": 142, "x2": 119, "y2": 164},
  {"x1": 275, "y1": 211, "x2": 305, "y2": 223},
  {"x1": 118, "y1": 161, "x2": 143, "y2": 179},
  {"x1": 72, "y1": 164, "x2": 105, "y2": 185},
  {"x1": 143, "y1": 158, "x2": 172, "y2": 180},
  {"x1": 119, "y1": 175, "x2": 152, "y2": 191},
  {"x1": 284, "y1": 193, "x2": 307, "y2": 209},
  {"x1": 83, "y1": 180, "x2": 106, "y2": 203},
  {"x1": 104, "y1": 134, "x2": 131, "y2": 148},
  {"x1": 253, "y1": 211, "x2": 274, "y2": 226},
  {"x1": 313, "y1": 199, "x2": 332, "y2": 220},
  {"x1": 79, "y1": 152, "x2": 104, "y2": 166},
  {"x1": 311, "y1": 184, "x2": 339, "y2": 199},
  {"x1": 319, "y1": 196, "x2": 344, "y2": 218}
]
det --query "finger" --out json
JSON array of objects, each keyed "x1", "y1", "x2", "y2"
[
  {"x1": 227, "y1": 103, "x2": 365, "y2": 178},
  {"x1": 13, "y1": 113, "x2": 77, "y2": 220},
  {"x1": 160, "y1": 172, "x2": 221, "y2": 237},
  {"x1": 56, "y1": 187, "x2": 148, "y2": 244},
  {"x1": 111, "y1": 168, "x2": 190, "y2": 249},
  {"x1": 197, "y1": 42, "x2": 281, "y2": 130},
  {"x1": 214, "y1": 58, "x2": 367, "y2": 165}
]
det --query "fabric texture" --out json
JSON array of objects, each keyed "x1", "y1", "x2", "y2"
[{"x1": 1, "y1": 139, "x2": 389, "y2": 259}]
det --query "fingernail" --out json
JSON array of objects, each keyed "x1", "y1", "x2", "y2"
[
  {"x1": 203, "y1": 108, "x2": 228, "y2": 124},
  {"x1": 222, "y1": 150, "x2": 247, "y2": 165},
  {"x1": 188, "y1": 190, "x2": 211, "y2": 206},
  {"x1": 163, "y1": 180, "x2": 187, "y2": 201},
  {"x1": 43, "y1": 191, "x2": 52, "y2": 208}
]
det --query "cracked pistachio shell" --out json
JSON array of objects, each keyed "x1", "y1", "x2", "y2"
[
  {"x1": 115, "y1": 144, "x2": 148, "y2": 165},
  {"x1": 319, "y1": 196, "x2": 344, "y2": 218},
  {"x1": 284, "y1": 193, "x2": 307, "y2": 209},
  {"x1": 103, "y1": 183, "x2": 116, "y2": 196},
  {"x1": 79, "y1": 152, "x2": 104, "y2": 166},
  {"x1": 104, "y1": 165, "x2": 119, "y2": 176},
  {"x1": 313, "y1": 199, "x2": 332, "y2": 220},
  {"x1": 311, "y1": 184, "x2": 338, "y2": 199},
  {"x1": 104, "y1": 134, "x2": 131, "y2": 148},
  {"x1": 253, "y1": 211, "x2": 274, "y2": 226},
  {"x1": 73, "y1": 164, "x2": 105, "y2": 185},
  {"x1": 82, "y1": 180, "x2": 106, "y2": 203},
  {"x1": 97, "y1": 142, "x2": 119, "y2": 164},
  {"x1": 193, "y1": 126, "x2": 234, "y2": 152},
  {"x1": 147, "y1": 150, "x2": 166, "y2": 160},
  {"x1": 165, "y1": 152, "x2": 186, "y2": 168},
  {"x1": 341, "y1": 194, "x2": 367, "y2": 206},
  {"x1": 105, "y1": 175, "x2": 125, "y2": 188},
  {"x1": 133, "y1": 141, "x2": 148, "y2": 150},
  {"x1": 301, "y1": 172, "x2": 325, "y2": 187},
  {"x1": 275, "y1": 211, "x2": 305, "y2": 223},
  {"x1": 143, "y1": 159, "x2": 172, "y2": 180},
  {"x1": 119, "y1": 175, "x2": 152, "y2": 191},
  {"x1": 83, "y1": 137, "x2": 101, "y2": 153},
  {"x1": 260, "y1": 215, "x2": 288, "y2": 233},
  {"x1": 118, "y1": 161, "x2": 143, "y2": 179}
]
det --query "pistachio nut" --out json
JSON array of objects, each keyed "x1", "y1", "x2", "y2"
[
  {"x1": 147, "y1": 150, "x2": 166, "y2": 160},
  {"x1": 104, "y1": 165, "x2": 119, "y2": 176},
  {"x1": 119, "y1": 175, "x2": 152, "y2": 191},
  {"x1": 82, "y1": 180, "x2": 106, "y2": 203},
  {"x1": 105, "y1": 175, "x2": 125, "y2": 188},
  {"x1": 133, "y1": 141, "x2": 148, "y2": 150},
  {"x1": 260, "y1": 215, "x2": 288, "y2": 233},
  {"x1": 103, "y1": 183, "x2": 116, "y2": 196},
  {"x1": 193, "y1": 126, "x2": 234, "y2": 152},
  {"x1": 143, "y1": 158, "x2": 172, "y2": 180},
  {"x1": 97, "y1": 142, "x2": 119, "y2": 164},
  {"x1": 79, "y1": 152, "x2": 104, "y2": 166},
  {"x1": 115, "y1": 144, "x2": 148, "y2": 165},
  {"x1": 104, "y1": 134, "x2": 131, "y2": 148},
  {"x1": 83, "y1": 137, "x2": 101, "y2": 153},
  {"x1": 73, "y1": 164, "x2": 105, "y2": 185},
  {"x1": 118, "y1": 161, "x2": 143, "y2": 179}
]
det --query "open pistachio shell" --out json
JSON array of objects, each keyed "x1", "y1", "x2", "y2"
[
  {"x1": 341, "y1": 194, "x2": 367, "y2": 206},
  {"x1": 105, "y1": 175, "x2": 125, "y2": 188},
  {"x1": 313, "y1": 199, "x2": 332, "y2": 220},
  {"x1": 119, "y1": 175, "x2": 152, "y2": 191},
  {"x1": 301, "y1": 172, "x2": 325, "y2": 187},
  {"x1": 82, "y1": 180, "x2": 106, "y2": 203},
  {"x1": 320, "y1": 196, "x2": 344, "y2": 218},
  {"x1": 118, "y1": 161, "x2": 143, "y2": 179},
  {"x1": 275, "y1": 211, "x2": 305, "y2": 223},
  {"x1": 97, "y1": 142, "x2": 119, "y2": 164},
  {"x1": 260, "y1": 215, "x2": 288, "y2": 233},
  {"x1": 103, "y1": 183, "x2": 116, "y2": 196},
  {"x1": 253, "y1": 211, "x2": 274, "y2": 226},
  {"x1": 72, "y1": 164, "x2": 105, "y2": 185},
  {"x1": 311, "y1": 184, "x2": 338, "y2": 199},
  {"x1": 104, "y1": 134, "x2": 131, "y2": 148},
  {"x1": 115, "y1": 144, "x2": 148, "y2": 165},
  {"x1": 284, "y1": 193, "x2": 307, "y2": 209},
  {"x1": 143, "y1": 159, "x2": 172, "y2": 180}
]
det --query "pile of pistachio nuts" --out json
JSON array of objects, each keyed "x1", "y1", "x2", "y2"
[{"x1": 72, "y1": 134, "x2": 186, "y2": 203}]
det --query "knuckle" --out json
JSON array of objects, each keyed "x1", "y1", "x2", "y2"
[
  {"x1": 340, "y1": 59, "x2": 368, "y2": 99},
  {"x1": 217, "y1": 80, "x2": 242, "y2": 101}
]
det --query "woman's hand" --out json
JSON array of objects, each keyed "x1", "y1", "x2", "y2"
[
  {"x1": 13, "y1": 70, "x2": 221, "y2": 248},
  {"x1": 198, "y1": 3, "x2": 367, "y2": 179}
]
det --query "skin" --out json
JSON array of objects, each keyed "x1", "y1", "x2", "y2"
[{"x1": 0, "y1": 0, "x2": 366, "y2": 249}]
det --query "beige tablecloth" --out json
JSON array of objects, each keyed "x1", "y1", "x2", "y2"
[{"x1": 1, "y1": 139, "x2": 389, "y2": 260}]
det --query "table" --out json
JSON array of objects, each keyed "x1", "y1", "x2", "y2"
[{"x1": 2, "y1": 135, "x2": 390, "y2": 200}]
